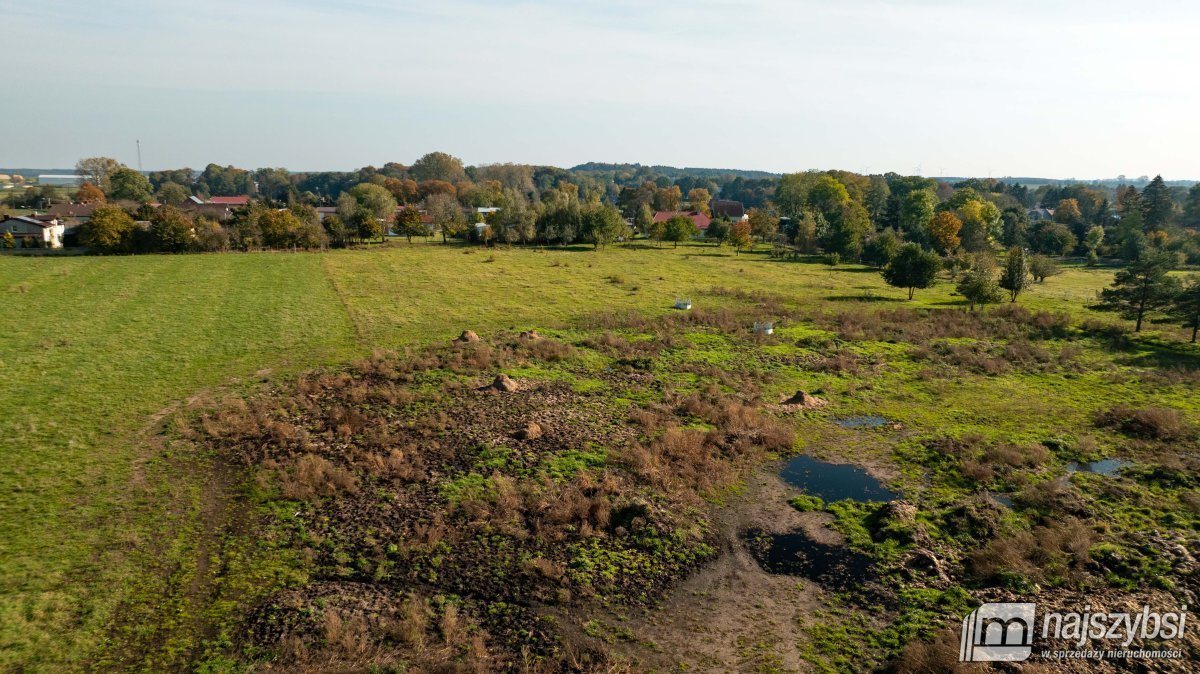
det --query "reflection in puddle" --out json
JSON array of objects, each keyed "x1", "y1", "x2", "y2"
[
  {"x1": 835, "y1": 415, "x2": 890, "y2": 429},
  {"x1": 1067, "y1": 458, "x2": 1129, "y2": 476},
  {"x1": 780, "y1": 455, "x2": 899, "y2": 502},
  {"x1": 744, "y1": 528, "x2": 875, "y2": 590}
]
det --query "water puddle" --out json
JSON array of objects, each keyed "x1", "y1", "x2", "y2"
[
  {"x1": 834, "y1": 415, "x2": 890, "y2": 429},
  {"x1": 780, "y1": 455, "x2": 899, "y2": 502},
  {"x1": 1066, "y1": 458, "x2": 1129, "y2": 476},
  {"x1": 744, "y1": 529, "x2": 875, "y2": 590}
]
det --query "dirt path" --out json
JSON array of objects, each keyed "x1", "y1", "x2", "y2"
[{"x1": 602, "y1": 468, "x2": 836, "y2": 673}]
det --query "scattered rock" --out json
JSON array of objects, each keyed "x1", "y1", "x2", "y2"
[
  {"x1": 516, "y1": 422, "x2": 543, "y2": 440},
  {"x1": 880, "y1": 500, "x2": 917, "y2": 523},
  {"x1": 778, "y1": 390, "x2": 828, "y2": 410},
  {"x1": 455, "y1": 330, "x2": 481, "y2": 343},
  {"x1": 906, "y1": 548, "x2": 951, "y2": 583},
  {"x1": 491, "y1": 374, "x2": 519, "y2": 393}
]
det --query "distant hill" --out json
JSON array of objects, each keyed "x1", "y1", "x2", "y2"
[
  {"x1": 935, "y1": 176, "x2": 1198, "y2": 188},
  {"x1": 570, "y1": 162, "x2": 780, "y2": 180}
]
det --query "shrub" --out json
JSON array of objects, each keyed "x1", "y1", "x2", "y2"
[{"x1": 1095, "y1": 406, "x2": 1185, "y2": 440}]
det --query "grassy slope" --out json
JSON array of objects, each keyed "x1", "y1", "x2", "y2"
[
  {"x1": 0, "y1": 241, "x2": 1165, "y2": 670},
  {"x1": 0, "y1": 254, "x2": 358, "y2": 669}
]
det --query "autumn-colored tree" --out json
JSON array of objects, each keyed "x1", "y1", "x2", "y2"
[
  {"x1": 410, "y1": 151, "x2": 467, "y2": 183},
  {"x1": 1053, "y1": 198, "x2": 1083, "y2": 226},
  {"x1": 75, "y1": 182, "x2": 106, "y2": 204},
  {"x1": 747, "y1": 207, "x2": 780, "y2": 242},
  {"x1": 418, "y1": 180, "x2": 457, "y2": 199},
  {"x1": 728, "y1": 220, "x2": 753, "y2": 254},
  {"x1": 75, "y1": 157, "x2": 122, "y2": 193},
  {"x1": 425, "y1": 193, "x2": 466, "y2": 242},
  {"x1": 687, "y1": 188, "x2": 712, "y2": 215},
  {"x1": 928, "y1": 211, "x2": 962, "y2": 254},
  {"x1": 654, "y1": 185, "x2": 682, "y2": 211},
  {"x1": 79, "y1": 204, "x2": 134, "y2": 252},
  {"x1": 394, "y1": 206, "x2": 425, "y2": 243}
]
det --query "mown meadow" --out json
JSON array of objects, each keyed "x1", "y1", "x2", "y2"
[{"x1": 1, "y1": 242, "x2": 1196, "y2": 671}]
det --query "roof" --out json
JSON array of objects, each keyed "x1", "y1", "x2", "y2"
[
  {"x1": 207, "y1": 196, "x2": 250, "y2": 206},
  {"x1": 710, "y1": 199, "x2": 746, "y2": 219},
  {"x1": 1, "y1": 215, "x2": 59, "y2": 229},
  {"x1": 652, "y1": 210, "x2": 712, "y2": 230},
  {"x1": 47, "y1": 202, "x2": 99, "y2": 219}
]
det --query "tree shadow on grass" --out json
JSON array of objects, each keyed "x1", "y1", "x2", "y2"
[
  {"x1": 1113, "y1": 339, "x2": 1200, "y2": 370},
  {"x1": 824, "y1": 294, "x2": 908, "y2": 303}
]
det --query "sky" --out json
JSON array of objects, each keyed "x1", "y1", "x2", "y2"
[{"x1": 3, "y1": 0, "x2": 1199, "y2": 179}]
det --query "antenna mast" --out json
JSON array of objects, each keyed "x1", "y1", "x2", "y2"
[{"x1": 137, "y1": 140, "x2": 142, "y2": 172}]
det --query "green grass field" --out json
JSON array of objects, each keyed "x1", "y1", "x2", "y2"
[{"x1": 0, "y1": 241, "x2": 1188, "y2": 670}]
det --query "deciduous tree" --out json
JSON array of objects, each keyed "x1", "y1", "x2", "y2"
[
  {"x1": 728, "y1": 220, "x2": 753, "y2": 254},
  {"x1": 883, "y1": 243, "x2": 941, "y2": 299},
  {"x1": 929, "y1": 211, "x2": 962, "y2": 254},
  {"x1": 393, "y1": 206, "x2": 425, "y2": 243},
  {"x1": 108, "y1": 168, "x2": 154, "y2": 203},
  {"x1": 687, "y1": 188, "x2": 712, "y2": 215},
  {"x1": 663, "y1": 215, "x2": 698, "y2": 248},
  {"x1": 75, "y1": 182, "x2": 106, "y2": 204},
  {"x1": 747, "y1": 207, "x2": 780, "y2": 243},
  {"x1": 79, "y1": 204, "x2": 134, "y2": 252},
  {"x1": 957, "y1": 259, "x2": 1003, "y2": 311}
]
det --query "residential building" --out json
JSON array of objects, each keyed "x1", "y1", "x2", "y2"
[{"x1": 1, "y1": 215, "x2": 65, "y2": 248}]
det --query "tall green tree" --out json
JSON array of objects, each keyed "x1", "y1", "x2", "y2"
[
  {"x1": 999, "y1": 247, "x2": 1030, "y2": 302},
  {"x1": 1140, "y1": 175, "x2": 1174, "y2": 230},
  {"x1": 882, "y1": 243, "x2": 941, "y2": 299},
  {"x1": 705, "y1": 217, "x2": 731, "y2": 246},
  {"x1": 663, "y1": 215, "x2": 698, "y2": 248},
  {"x1": 1169, "y1": 275, "x2": 1200, "y2": 343},
  {"x1": 634, "y1": 202, "x2": 654, "y2": 236},
  {"x1": 899, "y1": 189, "x2": 937, "y2": 246},
  {"x1": 108, "y1": 168, "x2": 154, "y2": 203},
  {"x1": 861, "y1": 229, "x2": 902, "y2": 268},
  {"x1": 1094, "y1": 250, "x2": 1181, "y2": 331},
  {"x1": 148, "y1": 205, "x2": 195, "y2": 252},
  {"x1": 580, "y1": 203, "x2": 627, "y2": 248}
]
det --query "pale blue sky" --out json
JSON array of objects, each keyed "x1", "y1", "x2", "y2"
[{"x1": 3, "y1": 0, "x2": 1198, "y2": 178}]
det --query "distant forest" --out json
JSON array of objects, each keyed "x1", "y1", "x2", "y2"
[{"x1": 4, "y1": 152, "x2": 1199, "y2": 266}]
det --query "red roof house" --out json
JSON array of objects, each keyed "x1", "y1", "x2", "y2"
[{"x1": 652, "y1": 210, "x2": 711, "y2": 231}]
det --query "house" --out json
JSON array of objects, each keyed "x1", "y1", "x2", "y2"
[
  {"x1": 1, "y1": 216, "x2": 65, "y2": 248},
  {"x1": 179, "y1": 195, "x2": 248, "y2": 220},
  {"x1": 652, "y1": 210, "x2": 712, "y2": 232},
  {"x1": 207, "y1": 195, "x2": 251, "y2": 207},
  {"x1": 710, "y1": 199, "x2": 748, "y2": 222},
  {"x1": 1028, "y1": 207, "x2": 1055, "y2": 222},
  {"x1": 47, "y1": 202, "x2": 99, "y2": 223}
]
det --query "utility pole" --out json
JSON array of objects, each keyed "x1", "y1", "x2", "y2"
[{"x1": 137, "y1": 140, "x2": 142, "y2": 172}]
